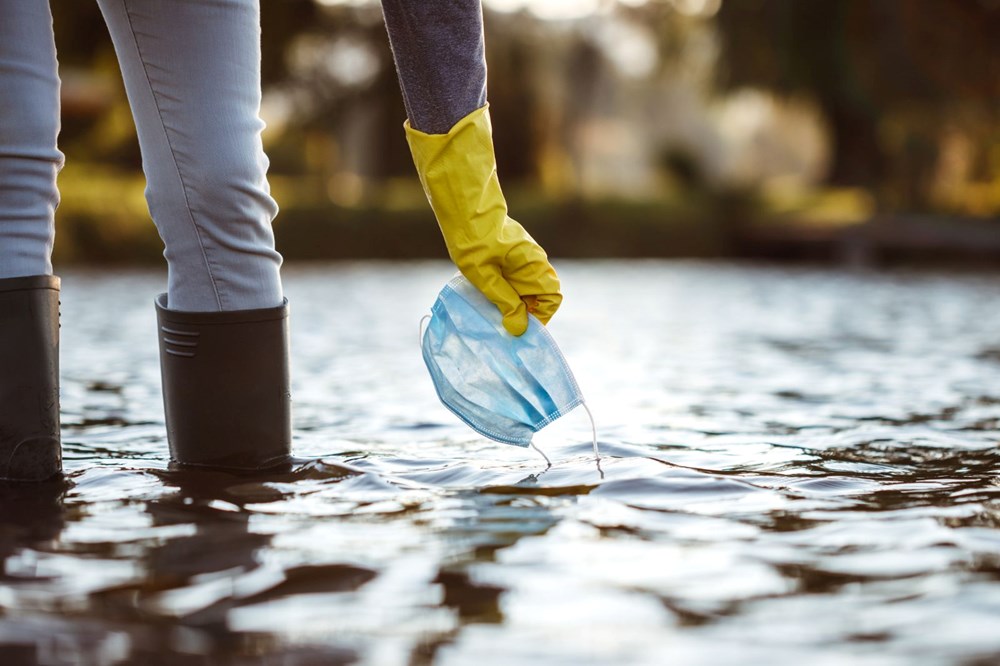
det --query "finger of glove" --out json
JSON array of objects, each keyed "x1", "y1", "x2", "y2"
[
  {"x1": 461, "y1": 262, "x2": 530, "y2": 336},
  {"x1": 527, "y1": 291, "x2": 562, "y2": 326},
  {"x1": 500, "y1": 227, "x2": 563, "y2": 326}
]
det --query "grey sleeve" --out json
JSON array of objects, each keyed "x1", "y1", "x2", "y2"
[{"x1": 380, "y1": 0, "x2": 488, "y2": 134}]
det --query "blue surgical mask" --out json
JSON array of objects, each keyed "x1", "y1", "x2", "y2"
[{"x1": 421, "y1": 276, "x2": 597, "y2": 462}]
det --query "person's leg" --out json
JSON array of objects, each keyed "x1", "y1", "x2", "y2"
[
  {"x1": 0, "y1": 0, "x2": 63, "y2": 279},
  {"x1": 96, "y1": 0, "x2": 291, "y2": 469},
  {"x1": 96, "y1": 0, "x2": 283, "y2": 312},
  {"x1": 380, "y1": 0, "x2": 487, "y2": 134},
  {"x1": 0, "y1": 0, "x2": 63, "y2": 481}
]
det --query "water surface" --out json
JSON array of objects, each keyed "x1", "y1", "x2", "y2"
[{"x1": 3, "y1": 261, "x2": 1000, "y2": 665}]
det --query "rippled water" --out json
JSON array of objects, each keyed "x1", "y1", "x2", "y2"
[{"x1": 3, "y1": 261, "x2": 1000, "y2": 665}]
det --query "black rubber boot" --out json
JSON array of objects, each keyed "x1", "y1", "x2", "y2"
[
  {"x1": 0, "y1": 276, "x2": 62, "y2": 482},
  {"x1": 155, "y1": 294, "x2": 292, "y2": 471}
]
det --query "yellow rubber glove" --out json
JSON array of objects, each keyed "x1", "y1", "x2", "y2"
[{"x1": 405, "y1": 104, "x2": 562, "y2": 336}]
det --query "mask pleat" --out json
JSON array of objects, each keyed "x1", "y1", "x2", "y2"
[
  {"x1": 434, "y1": 291, "x2": 550, "y2": 424},
  {"x1": 422, "y1": 346, "x2": 533, "y2": 446},
  {"x1": 421, "y1": 276, "x2": 589, "y2": 448},
  {"x1": 442, "y1": 281, "x2": 562, "y2": 418},
  {"x1": 426, "y1": 302, "x2": 546, "y2": 426}
]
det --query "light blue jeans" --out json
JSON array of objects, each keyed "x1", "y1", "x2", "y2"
[
  {"x1": 0, "y1": 0, "x2": 282, "y2": 311},
  {"x1": 0, "y1": 0, "x2": 487, "y2": 311}
]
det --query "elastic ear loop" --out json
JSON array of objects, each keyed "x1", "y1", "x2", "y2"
[
  {"x1": 530, "y1": 442, "x2": 552, "y2": 468},
  {"x1": 583, "y1": 402, "x2": 603, "y2": 477},
  {"x1": 420, "y1": 314, "x2": 603, "y2": 477},
  {"x1": 419, "y1": 315, "x2": 431, "y2": 345},
  {"x1": 530, "y1": 402, "x2": 602, "y2": 477}
]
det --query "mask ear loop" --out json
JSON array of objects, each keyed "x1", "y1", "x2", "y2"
[
  {"x1": 419, "y1": 315, "x2": 431, "y2": 346},
  {"x1": 530, "y1": 442, "x2": 552, "y2": 469},
  {"x1": 419, "y1": 312, "x2": 600, "y2": 478},
  {"x1": 530, "y1": 404, "x2": 602, "y2": 477},
  {"x1": 582, "y1": 402, "x2": 604, "y2": 478}
]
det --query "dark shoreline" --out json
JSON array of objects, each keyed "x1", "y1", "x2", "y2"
[{"x1": 52, "y1": 199, "x2": 1000, "y2": 270}]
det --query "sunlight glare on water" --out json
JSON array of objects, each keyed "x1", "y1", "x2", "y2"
[{"x1": 2, "y1": 260, "x2": 1000, "y2": 665}]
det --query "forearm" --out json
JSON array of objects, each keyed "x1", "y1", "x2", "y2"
[
  {"x1": 380, "y1": 0, "x2": 487, "y2": 134},
  {"x1": 384, "y1": 0, "x2": 562, "y2": 335}
]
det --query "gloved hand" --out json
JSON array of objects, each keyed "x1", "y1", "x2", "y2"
[{"x1": 405, "y1": 105, "x2": 562, "y2": 336}]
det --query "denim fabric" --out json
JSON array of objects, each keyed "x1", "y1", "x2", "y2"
[
  {"x1": 1, "y1": 0, "x2": 486, "y2": 308},
  {"x1": 0, "y1": 0, "x2": 62, "y2": 279},
  {"x1": 0, "y1": 0, "x2": 283, "y2": 311},
  {"x1": 381, "y1": 0, "x2": 488, "y2": 134}
]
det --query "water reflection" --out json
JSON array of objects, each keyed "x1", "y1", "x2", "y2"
[
  {"x1": 0, "y1": 481, "x2": 68, "y2": 574},
  {"x1": 0, "y1": 261, "x2": 998, "y2": 664}
]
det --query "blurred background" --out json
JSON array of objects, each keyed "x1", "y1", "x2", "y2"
[
  {"x1": 4, "y1": 5, "x2": 999, "y2": 662},
  {"x1": 51, "y1": 0, "x2": 1000, "y2": 266}
]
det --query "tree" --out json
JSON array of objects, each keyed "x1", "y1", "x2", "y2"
[{"x1": 715, "y1": 0, "x2": 1000, "y2": 210}]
